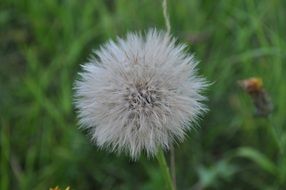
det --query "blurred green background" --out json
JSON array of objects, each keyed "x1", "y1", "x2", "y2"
[{"x1": 1, "y1": 0, "x2": 286, "y2": 189}]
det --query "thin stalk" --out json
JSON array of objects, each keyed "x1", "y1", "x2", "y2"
[
  {"x1": 156, "y1": 149, "x2": 175, "y2": 190},
  {"x1": 170, "y1": 145, "x2": 177, "y2": 190},
  {"x1": 162, "y1": 0, "x2": 171, "y2": 33},
  {"x1": 267, "y1": 116, "x2": 284, "y2": 155},
  {"x1": 161, "y1": 1, "x2": 176, "y2": 189}
]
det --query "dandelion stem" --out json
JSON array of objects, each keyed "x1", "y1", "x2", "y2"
[
  {"x1": 170, "y1": 145, "x2": 177, "y2": 190},
  {"x1": 156, "y1": 149, "x2": 175, "y2": 190}
]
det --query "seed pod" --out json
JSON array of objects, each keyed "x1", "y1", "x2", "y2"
[{"x1": 238, "y1": 77, "x2": 273, "y2": 117}]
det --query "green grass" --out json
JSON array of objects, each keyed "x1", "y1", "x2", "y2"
[{"x1": 1, "y1": 0, "x2": 286, "y2": 189}]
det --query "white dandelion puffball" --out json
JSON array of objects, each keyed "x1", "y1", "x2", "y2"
[{"x1": 74, "y1": 29, "x2": 208, "y2": 159}]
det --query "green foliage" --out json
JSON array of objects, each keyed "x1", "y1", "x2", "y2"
[
  {"x1": 234, "y1": 147, "x2": 278, "y2": 176},
  {"x1": 1, "y1": 0, "x2": 286, "y2": 189}
]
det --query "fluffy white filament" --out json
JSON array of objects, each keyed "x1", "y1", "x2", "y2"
[{"x1": 74, "y1": 29, "x2": 207, "y2": 159}]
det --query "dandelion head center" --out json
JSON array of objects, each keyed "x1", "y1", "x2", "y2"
[{"x1": 125, "y1": 82, "x2": 160, "y2": 111}]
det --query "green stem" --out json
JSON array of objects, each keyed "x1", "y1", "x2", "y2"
[
  {"x1": 170, "y1": 145, "x2": 177, "y2": 190},
  {"x1": 156, "y1": 149, "x2": 175, "y2": 190},
  {"x1": 267, "y1": 116, "x2": 284, "y2": 155}
]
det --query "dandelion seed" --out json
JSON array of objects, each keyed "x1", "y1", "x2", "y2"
[{"x1": 74, "y1": 29, "x2": 208, "y2": 159}]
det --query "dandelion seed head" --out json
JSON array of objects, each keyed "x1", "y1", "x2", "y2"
[{"x1": 74, "y1": 29, "x2": 208, "y2": 159}]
